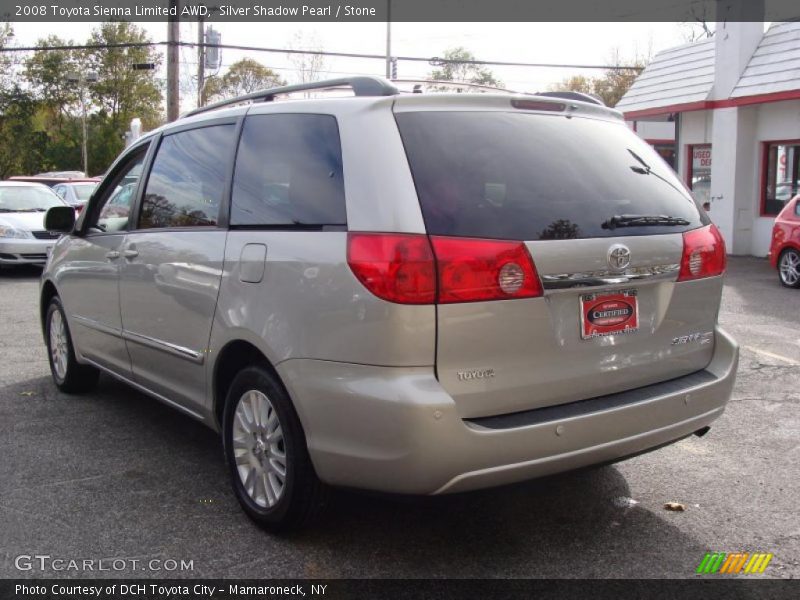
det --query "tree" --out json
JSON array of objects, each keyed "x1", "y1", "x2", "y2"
[
  {"x1": 82, "y1": 22, "x2": 163, "y2": 171},
  {"x1": 0, "y1": 89, "x2": 48, "y2": 178},
  {"x1": 550, "y1": 50, "x2": 645, "y2": 108},
  {"x1": 203, "y1": 59, "x2": 285, "y2": 103},
  {"x1": 0, "y1": 22, "x2": 16, "y2": 89},
  {"x1": 429, "y1": 47, "x2": 502, "y2": 88},
  {"x1": 287, "y1": 32, "x2": 327, "y2": 85},
  {"x1": 85, "y1": 22, "x2": 163, "y2": 130},
  {"x1": 25, "y1": 35, "x2": 82, "y2": 115}
]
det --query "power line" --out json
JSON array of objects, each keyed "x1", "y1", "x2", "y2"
[{"x1": 0, "y1": 40, "x2": 643, "y2": 71}]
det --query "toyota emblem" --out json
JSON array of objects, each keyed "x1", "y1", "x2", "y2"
[{"x1": 607, "y1": 244, "x2": 631, "y2": 270}]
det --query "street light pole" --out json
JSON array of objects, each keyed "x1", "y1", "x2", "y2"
[
  {"x1": 197, "y1": 19, "x2": 205, "y2": 107},
  {"x1": 385, "y1": 0, "x2": 392, "y2": 79},
  {"x1": 167, "y1": 0, "x2": 180, "y2": 121}
]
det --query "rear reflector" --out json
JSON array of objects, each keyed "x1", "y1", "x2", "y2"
[
  {"x1": 347, "y1": 233, "x2": 543, "y2": 304},
  {"x1": 678, "y1": 224, "x2": 726, "y2": 281}
]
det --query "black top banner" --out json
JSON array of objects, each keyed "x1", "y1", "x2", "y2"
[{"x1": 1, "y1": 0, "x2": 799, "y2": 22}]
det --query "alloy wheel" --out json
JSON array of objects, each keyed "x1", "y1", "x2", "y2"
[
  {"x1": 779, "y1": 251, "x2": 800, "y2": 286},
  {"x1": 232, "y1": 390, "x2": 287, "y2": 508}
]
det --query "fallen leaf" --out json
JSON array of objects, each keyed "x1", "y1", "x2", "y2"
[
  {"x1": 19, "y1": 391, "x2": 35, "y2": 397},
  {"x1": 664, "y1": 502, "x2": 686, "y2": 512}
]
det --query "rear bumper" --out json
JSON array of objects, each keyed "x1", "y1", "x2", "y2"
[
  {"x1": 277, "y1": 326, "x2": 738, "y2": 495},
  {"x1": 0, "y1": 239, "x2": 53, "y2": 265}
]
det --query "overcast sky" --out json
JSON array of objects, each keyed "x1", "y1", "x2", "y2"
[{"x1": 9, "y1": 21, "x2": 716, "y2": 108}]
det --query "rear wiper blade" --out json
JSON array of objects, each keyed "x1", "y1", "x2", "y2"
[{"x1": 602, "y1": 214, "x2": 690, "y2": 229}]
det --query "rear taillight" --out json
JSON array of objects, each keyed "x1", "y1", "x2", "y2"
[
  {"x1": 678, "y1": 224, "x2": 726, "y2": 281},
  {"x1": 347, "y1": 233, "x2": 436, "y2": 304},
  {"x1": 347, "y1": 233, "x2": 542, "y2": 304},
  {"x1": 430, "y1": 236, "x2": 542, "y2": 303}
]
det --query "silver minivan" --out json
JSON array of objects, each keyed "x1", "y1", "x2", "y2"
[{"x1": 41, "y1": 77, "x2": 738, "y2": 530}]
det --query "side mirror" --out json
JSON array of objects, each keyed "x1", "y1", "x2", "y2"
[{"x1": 45, "y1": 206, "x2": 76, "y2": 233}]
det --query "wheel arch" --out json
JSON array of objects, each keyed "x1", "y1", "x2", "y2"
[
  {"x1": 212, "y1": 339, "x2": 289, "y2": 431},
  {"x1": 40, "y1": 279, "x2": 59, "y2": 341}
]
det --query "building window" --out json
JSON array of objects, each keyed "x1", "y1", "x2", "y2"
[
  {"x1": 687, "y1": 144, "x2": 712, "y2": 207},
  {"x1": 762, "y1": 141, "x2": 800, "y2": 216},
  {"x1": 646, "y1": 140, "x2": 676, "y2": 171}
]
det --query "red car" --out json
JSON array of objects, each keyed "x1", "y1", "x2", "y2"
[{"x1": 769, "y1": 195, "x2": 800, "y2": 288}]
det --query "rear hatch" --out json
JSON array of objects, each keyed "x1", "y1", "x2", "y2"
[{"x1": 395, "y1": 100, "x2": 725, "y2": 419}]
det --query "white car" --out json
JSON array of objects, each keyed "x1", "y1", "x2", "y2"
[{"x1": 0, "y1": 182, "x2": 71, "y2": 267}]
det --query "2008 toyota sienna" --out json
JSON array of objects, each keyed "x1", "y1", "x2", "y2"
[{"x1": 40, "y1": 77, "x2": 738, "y2": 530}]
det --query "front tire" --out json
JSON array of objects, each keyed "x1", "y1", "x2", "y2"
[
  {"x1": 45, "y1": 297, "x2": 99, "y2": 393},
  {"x1": 223, "y1": 365, "x2": 327, "y2": 532},
  {"x1": 778, "y1": 248, "x2": 800, "y2": 288}
]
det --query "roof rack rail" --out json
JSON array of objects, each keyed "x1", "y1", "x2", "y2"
[
  {"x1": 537, "y1": 91, "x2": 605, "y2": 106},
  {"x1": 183, "y1": 76, "x2": 399, "y2": 118}
]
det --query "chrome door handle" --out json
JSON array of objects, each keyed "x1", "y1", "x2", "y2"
[
  {"x1": 105, "y1": 251, "x2": 120, "y2": 260},
  {"x1": 122, "y1": 249, "x2": 139, "y2": 259}
]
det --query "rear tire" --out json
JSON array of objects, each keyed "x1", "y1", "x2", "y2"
[
  {"x1": 222, "y1": 365, "x2": 327, "y2": 532},
  {"x1": 778, "y1": 248, "x2": 800, "y2": 288},
  {"x1": 45, "y1": 297, "x2": 100, "y2": 393}
]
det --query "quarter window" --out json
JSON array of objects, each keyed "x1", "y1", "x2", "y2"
[
  {"x1": 231, "y1": 114, "x2": 346, "y2": 227},
  {"x1": 763, "y1": 141, "x2": 800, "y2": 216},
  {"x1": 88, "y1": 148, "x2": 147, "y2": 233},
  {"x1": 139, "y1": 124, "x2": 236, "y2": 229}
]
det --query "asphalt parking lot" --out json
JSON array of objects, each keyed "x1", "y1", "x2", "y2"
[{"x1": 0, "y1": 257, "x2": 798, "y2": 579}]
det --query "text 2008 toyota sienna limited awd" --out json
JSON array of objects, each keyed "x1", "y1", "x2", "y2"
[{"x1": 40, "y1": 77, "x2": 738, "y2": 530}]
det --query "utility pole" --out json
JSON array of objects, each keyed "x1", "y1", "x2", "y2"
[
  {"x1": 385, "y1": 0, "x2": 391, "y2": 79},
  {"x1": 67, "y1": 71, "x2": 98, "y2": 175},
  {"x1": 167, "y1": 0, "x2": 180, "y2": 121},
  {"x1": 197, "y1": 19, "x2": 205, "y2": 107}
]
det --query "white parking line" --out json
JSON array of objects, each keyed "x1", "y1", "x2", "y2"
[{"x1": 743, "y1": 345, "x2": 800, "y2": 366}]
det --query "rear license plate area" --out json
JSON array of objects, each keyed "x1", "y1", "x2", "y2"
[{"x1": 580, "y1": 289, "x2": 638, "y2": 339}]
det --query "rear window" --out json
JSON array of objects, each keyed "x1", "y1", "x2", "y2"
[{"x1": 396, "y1": 111, "x2": 706, "y2": 240}]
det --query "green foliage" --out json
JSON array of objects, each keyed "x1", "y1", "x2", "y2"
[
  {"x1": 0, "y1": 21, "x2": 165, "y2": 177},
  {"x1": 86, "y1": 22, "x2": 163, "y2": 131},
  {"x1": 204, "y1": 59, "x2": 286, "y2": 103},
  {"x1": 0, "y1": 87, "x2": 48, "y2": 178},
  {"x1": 551, "y1": 56, "x2": 645, "y2": 108},
  {"x1": 429, "y1": 47, "x2": 502, "y2": 88}
]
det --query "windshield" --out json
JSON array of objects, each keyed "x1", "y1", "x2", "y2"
[
  {"x1": 72, "y1": 183, "x2": 96, "y2": 202},
  {"x1": 0, "y1": 185, "x2": 66, "y2": 212},
  {"x1": 396, "y1": 111, "x2": 707, "y2": 240}
]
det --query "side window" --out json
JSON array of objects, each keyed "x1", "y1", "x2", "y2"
[
  {"x1": 139, "y1": 124, "x2": 236, "y2": 229},
  {"x1": 231, "y1": 114, "x2": 346, "y2": 226},
  {"x1": 89, "y1": 150, "x2": 147, "y2": 233}
]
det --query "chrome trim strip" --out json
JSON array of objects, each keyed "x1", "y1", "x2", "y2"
[
  {"x1": 71, "y1": 315, "x2": 122, "y2": 338},
  {"x1": 122, "y1": 330, "x2": 205, "y2": 365},
  {"x1": 541, "y1": 264, "x2": 680, "y2": 292},
  {"x1": 82, "y1": 357, "x2": 205, "y2": 421},
  {"x1": 73, "y1": 315, "x2": 204, "y2": 364}
]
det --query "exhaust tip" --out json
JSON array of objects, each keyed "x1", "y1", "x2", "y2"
[{"x1": 694, "y1": 426, "x2": 711, "y2": 438}]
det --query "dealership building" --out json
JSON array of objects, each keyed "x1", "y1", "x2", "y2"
[{"x1": 618, "y1": 21, "x2": 800, "y2": 257}]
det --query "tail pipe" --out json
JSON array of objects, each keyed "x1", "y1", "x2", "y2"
[{"x1": 694, "y1": 426, "x2": 711, "y2": 438}]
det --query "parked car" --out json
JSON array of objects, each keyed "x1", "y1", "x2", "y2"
[
  {"x1": 768, "y1": 194, "x2": 800, "y2": 288},
  {"x1": 0, "y1": 182, "x2": 71, "y2": 267},
  {"x1": 52, "y1": 180, "x2": 99, "y2": 212},
  {"x1": 8, "y1": 175, "x2": 84, "y2": 188},
  {"x1": 40, "y1": 77, "x2": 738, "y2": 531}
]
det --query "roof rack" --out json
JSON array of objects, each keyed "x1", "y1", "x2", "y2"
[
  {"x1": 183, "y1": 76, "x2": 399, "y2": 118},
  {"x1": 537, "y1": 91, "x2": 605, "y2": 106}
]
